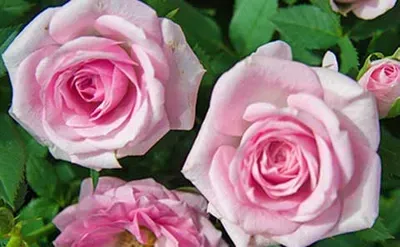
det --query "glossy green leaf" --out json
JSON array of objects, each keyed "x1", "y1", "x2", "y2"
[
  {"x1": 338, "y1": 36, "x2": 359, "y2": 77},
  {"x1": 313, "y1": 233, "x2": 370, "y2": 247},
  {"x1": 356, "y1": 217, "x2": 394, "y2": 242},
  {"x1": 230, "y1": 0, "x2": 277, "y2": 56},
  {"x1": 26, "y1": 157, "x2": 58, "y2": 200},
  {"x1": 0, "y1": 114, "x2": 26, "y2": 209},
  {"x1": 271, "y1": 5, "x2": 342, "y2": 49},
  {"x1": 387, "y1": 98, "x2": 400, "y2": 119}
]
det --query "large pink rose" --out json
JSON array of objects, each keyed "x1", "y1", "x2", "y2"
[
  {"x1": 2, "y1": 0, "x2": 204, "y2": 169},
  {"x1": 358, "y1": 58, "x2": 400, "y2": 117},
  {"x1": 330, "y1": 0, "x2": 397, "y2": 20},
  {"x1": 53, "y1": 177, "x2": 227, "y2": 247},
  {"x1": 182, "y1": 41, "x2": 381, "y2": 247}
]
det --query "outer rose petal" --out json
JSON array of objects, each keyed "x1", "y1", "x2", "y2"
[
  {"x1": 2, "y1": 8, "x2": 58, "y2": 83},
  {"x1": 79, "y1": 177, "x2": 126, "y2": 201},
  {"x1": 352, "y1": 0, "x2": 397, "y2": 20},
  {"x1": 9, "y1": 47, "x2": 57, "y2": 144},
  {"x1": 175, "y1": 191, "x2": 208, "y2": 213},
  {"x1": 322, "y1": 51, "x2": 339, "y2": 71},
  {"x1": 253, "y1": 40, "x2": 292, "y2": 60},
  {"x1": 326, "y1": 141, "x2": 380, "y2": 237},
  {"x1": 161, "y1": 18, "x2": 205, "y2": 130},
  {"x1": 312, "y1": 67, "x2": 380, "y2": 150},
  {"x1": 53, "y1": 205, "x2": 78, "y2": 231},
  {"x1": 49, "y1": 0, "x2": 161, "y2": 44},
  {"x1": 207, "y1": 55, "x2": 323, "y2": 136}
]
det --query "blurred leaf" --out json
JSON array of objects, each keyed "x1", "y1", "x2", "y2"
[
  {"x1": 380, "y1": 190, "x2": 400, "y2": 235},
  {"x1": 367, "y1": 29, "x2": 400, "y2": 56},
  {"x1": 271, "y1": 5, "x2": 342, "y2": 49},
  {"x1": 0, "y1": 207, "x2": 14, "y2": 235},
  {"x1": 165, "y1": 8, "x2": 179, "y2": 19},
  {"x1": 144, "y1": 0, "x2": 229, "y2": 54},
  {"x1": 283, "y1": 0, "x2": 297, "y2": 5},
  {"x1": 18, "y1": 198, "x2": 59, "y2": 237},
  {"x1": 309, "y1": 0, "x2": 340, "y2": 22},
  {"x1": 313, "y1": 233, "x2": 369, "y2": 247},
  {"x1": 0, "y1": 114, "x2": 26, "y2": 209},
  {"x1": 0, "y1": 0, "x2": 33, "y2": 27},
  {"x1": 378, "y1": 126, "x2": 400, "y2": 178},
  {"x1": 0, "y1": 27, "x2": 19, "y2": 80},
  {"x1": 26, "y1": 157, "x2": 59, "y2": 200},
  {"x1": 338, "y1": 36, "x2": 359, "y2": 77},
  {"x1": 356, "y1": 217, "x2": 394, "y2": 242},
  {"x1": 230, "y1": 0, "x2": 277, "y2": 56},
  {"x1": 387, "y1": 98, "x2": 400, "y2": 119},
  {"x1": 349, "y1": 2, "x2": 400, "y2": 40}
]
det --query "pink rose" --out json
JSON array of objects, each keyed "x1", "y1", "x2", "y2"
[
  {"x1": 182, "y1": 41, "x2": 381, "y2": 247},
  {"x1": 53, "y1": 177, "x2": 227, "y2": 247},
  {"x1": 359, "y1": 59, "x2": 400, "y2": 117},
  {"x1": 2, "y1": 0, "x2": 204, "y2": 169},
  {"x1": 330, "y1": 0, "x2": 397, "y2": 20}
]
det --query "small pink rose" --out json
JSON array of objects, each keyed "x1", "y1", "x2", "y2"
[
  {"x1": 182, "y1": 41, "x2": 381, "y2": 247},
  {"x1": 330, "y1": 0, "x2": 397, "y2": 20},
  {"x1": 53, "y1": 177, "x2": 227, "y2": 247},
  {"x1": 359, "y1": 58, "x2": 400, "y2": 117},
  {"x1": 2, "y1": 0, "x2": 204, "y2": 169}
]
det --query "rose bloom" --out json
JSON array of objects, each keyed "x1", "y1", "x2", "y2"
[
  {"x1": 2, "y1": 0, "x2": 204, "y2": 169},
  {"x1": 330, "y1": 0, "x2": 397, "y2": 20},
  {"x1": 182, "y1": 41, "x2": 381, "y2": 247},
  {"x1": 53, "y1": 177, "x2": 227, "y2": 247},
  {"x1": 359, "y1": 58, "x2": 400, "y2": 117}
]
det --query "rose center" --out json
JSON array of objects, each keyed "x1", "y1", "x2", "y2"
[
  {"x1": 116, "y1": 228, "x2": 157, "y2": 247},
  {"x1": 74, "y1": 75, "x2": 104, "y2": 103}
]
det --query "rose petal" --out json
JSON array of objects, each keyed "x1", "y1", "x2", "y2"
[
  {"x1": 79, "y1": 177, "x2": 126, "y2": 201},
  {"x1": 49, "y1": 0, "x2": 161, "y2": 44},
  {"x1": 253, "y1": 40, "x2": 292, "y2": 60},
  {"x1": 322, "y1": 51, "x2": 338, "y2": 71},
  {"x1": 352, "y1": 0, "x2": 397, "y2": 20},
  {"x1": 207, "y1": 56, "x2": 323, "y2": 137},
  {"x1": 161, "y1": 18, "x2": 205, "y2": 130}
]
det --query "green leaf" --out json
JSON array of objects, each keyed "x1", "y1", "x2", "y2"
[
  {"x1": 349, "y1": 2, "x2": 400, "y2": 40},
  {"x1": 144, "y1": 0, "x2": 228, "y2": 55},
  {"x1": 313, "y1": 233, "x2": 369, "y2": 247},
  {"x1": 271, "y1": 5, "x2": 342, "y2": 50},
  {"x1": 281, "y1": 35, "x2": 322, "y2": 66},
  {"x1": 26, "y1": 157, "x2": 58, "y2": 200},
  {"x1": 18, "y1": 198, "x2": 59, "y2": 237},
  {"x1": 380, "y1": 190, "x2": 400, "y2": 235},
  {"x1": 309, "y1": 0, "x2": 340, "y2": 22},
  {"x1": 0, "y1": 207, "x2": 14, "y2": 235},
  {"x1": 165, "y1": 8, "x2": 179, "y2": 19},
  {"x1": 367, "y1": 29, "x2": 400, "y2": 56},
  {"x1": 338, "y1": 36, "x2": 359, "y2": 77},
  {"x1": 0, "y1": 27, "x2": 19, "y2": 83},
  {"x1": 0, "y1": 114, "x2": 26, "y2": 209},
  {"x1": 0, "y1": 0, "x2": 33, "y2": 27},
  {"x1": 229, "y1": 0, "x2": 277, "y2": 56},
  {"x1": 356, "y1": 217, "x2": 394, "y2": 242},
  {"x1": 90, "y1": 169, "x2": 99, "y2": 191},
  {"x1": 283, "y1": 0, "x2": 297, "y2": 5},
  {"x1": 387, "y1": 98, "x2": 400, "y2": 119},
  {"x1": 379, "y1": 126, "x2": 400, "y2": 178}
]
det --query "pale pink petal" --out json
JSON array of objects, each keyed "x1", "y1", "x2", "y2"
[
  {"x1": 209, "y1": 146, "x2": 300, "y2": 235},
  {"x1": 242, "y1": 102, "x2": 277, "y2": 122},
  {"x1": 322, "y1": 51, "x2": 339, "y2": 71},
  {"x1": 71, "y1": 151, "x2": 121, "y2": 169},
  {"x1": 273, "y1": 200, "x2": 341, "y2": 247},
  {"x1": 253, "y1": 40, "x2": 292, "y2": 60},
  {"x1": 161, "y1": 18, "x2": 205, "y2": 130},
  {"x1": 79, "y1": 177, "x2": 126, "y2": 201},
  {"x1": 207, "y1": 56, "x2": 323, "y2": 137},
  {"x1": 313, "y1": 67, "x2": 380, "y2": 150},
  {"x1": 2, "y1": 8, "x2": 58, "y2": 82},
  {"x1": 49, "y1": 0, "x2": 161, "y2": 44},
  {"x1": 326, "y1": 139, "x2": 380, "y2": 237},
  {"x1": 53, "y1": 205, "x2": 78, "y2": 231},
  {"x1": 352, "y1": 0, "x2": 397, "y2": 20},
  {"x1": 182, "y1": 116, "x2": 240, "y2": 208},
  {"x1": 94, "y1": 15, "x2": 169, "y2": 81},
  {"x1": 174, "y1": 191, "x2": 208, "y2": 213},
  {"x1": 9, "y1": 46, "x2": 57, "y2": 144}
]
